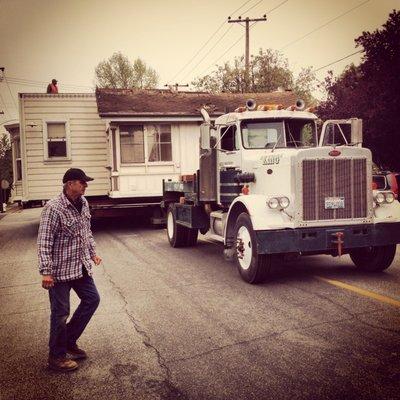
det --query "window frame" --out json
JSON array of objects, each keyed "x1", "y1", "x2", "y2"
[
  {"x1": 118, "y1": 123, "x2": 174, "y2": 166},
  {"x1": 42, "y1": 119, "x2": 71, "y2": 161},
  {"x1": 13, "y1": 136, "x2": 22, "y2": 181}
]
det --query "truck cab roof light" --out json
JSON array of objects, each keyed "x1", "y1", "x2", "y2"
[{"x1": 257, "y1": 104, "x2": 284, "y2": 111}]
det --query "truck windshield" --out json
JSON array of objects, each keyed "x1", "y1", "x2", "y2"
[{"x1": 241, "y1": 119, "x2": 317, "y2": 149}]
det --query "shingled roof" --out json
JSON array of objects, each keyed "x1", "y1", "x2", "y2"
[{"x1": 95, "y1": 88, "x2": 298, "y2": 117}]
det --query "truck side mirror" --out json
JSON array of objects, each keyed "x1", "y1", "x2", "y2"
[
  {"x1": 351, "y1": 118, "x2": 363, "y2": 145},
  {"x1": 200, "y1": 123, "x2": 211, "y2": 150}
]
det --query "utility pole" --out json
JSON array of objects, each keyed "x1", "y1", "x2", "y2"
[
  {"x1": 228, "y1": 15, "x2": 267, "y2": 91},
  {"x1": 0, "y1": 67, "x2": 4, "y2": 82}
]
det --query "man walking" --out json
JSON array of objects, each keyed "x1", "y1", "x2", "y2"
[{"x1": 38, "y1": 168, "x2": 101, "y2": 372}]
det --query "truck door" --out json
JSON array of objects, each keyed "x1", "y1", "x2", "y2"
[{"x1": 218, "y1": 124, "x2": 242, "y2": 205}]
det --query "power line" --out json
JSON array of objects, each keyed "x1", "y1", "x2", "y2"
[
  {"x1": 196, "y1": 0, "x2": 289, "y2": 77},
  {"x1": 6, "y1": 76, "x2": 93, "y2": 90},
  {"x1": 181, "y1": 25, "x2": 234, "y2": 82},
  {"x1": 239, "y1": 0, "x2": 265, "y2": 17},
  {"x1": 280, "y1": 0, "x2": 370, "y2": 51},
  {"x1": 314, "y1": 50, "x2": 363, "y2": 72},
  {"x1": 4, "y1": 77, "x2": 18, "y2": 110},
  {"x1": 168, "y1": 0, "x2": 255, "y2": 83}
]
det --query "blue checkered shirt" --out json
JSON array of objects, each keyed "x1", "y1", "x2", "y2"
[{"x1": 37, "y1": 192, "x2": 96, "y2": 282}]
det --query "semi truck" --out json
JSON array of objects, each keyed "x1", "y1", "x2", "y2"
[{"x1": 162, "y1": 99, "x2": 400, "y2": 283}]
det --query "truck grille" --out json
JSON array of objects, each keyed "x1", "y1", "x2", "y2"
[{"x1": 302, "y1": 158, "x2": 367, "y2": 221}]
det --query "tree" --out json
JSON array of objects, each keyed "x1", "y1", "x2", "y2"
[
  {"x1": 191, "y1": 48, "x2": 317, "y2": 105},
  {"x1": 0, "y1": 134, "x2": 12, "y2": 183},
  {"x1": 318, "y1": 10, "x2": 400, "y2": 170},
  {"x1": 95, "y1": 52, "x2": 158, "y2": 89}
]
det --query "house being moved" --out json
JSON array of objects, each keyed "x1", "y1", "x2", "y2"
[{"x1": 7, "y1": 89, "x2": 296, "y2": 216}]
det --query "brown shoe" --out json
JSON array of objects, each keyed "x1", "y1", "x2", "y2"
[
  {"x1": 67, "y1": 344, "x2": 87, "y2": 360},
  {"x1": 48, "y1": 356, "x2": 78, "y2": 372}
]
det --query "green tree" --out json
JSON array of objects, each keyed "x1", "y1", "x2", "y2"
[
  {"x1": 318, "y1": 10, "x2": 400, "y2": 170},
  {"x1": 0, "y1": 134, "x2": 12, "y2": 183},
  {"x1": 95, "y1": 52, "x2": 158, "y2": 89},
  {"x1": 192, "y1": 48, "x2": 317, "y2": 105}
]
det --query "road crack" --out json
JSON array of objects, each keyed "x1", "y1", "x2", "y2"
[{"x1": 100, "y1": 263, "x2": 186, "y2": 399}]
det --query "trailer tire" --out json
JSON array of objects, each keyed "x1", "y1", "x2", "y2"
[
  {"x1": 234, "y1": 212, "x2": 271, "y2": 284},
  {"x1": 167, "y1": 206, "x2": 186, "y2": 247},
  {"x1": 349, "y1": 244, "x2": 396, "y2": 272}
]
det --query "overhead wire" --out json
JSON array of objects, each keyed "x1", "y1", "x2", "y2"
[
  {"x1": 196, "y1": 0, "x2": 289, "y2": 77},
  {"x1": 181, "y1": 25, "x2": 235, "y2": 82},
  {"x1": 6, "y1": 76, "x2": 93, "y2": 90},
  {"x1": 279, "y1": 0, "x2": 370, "y2": 51},
  {"x1": 314, "y1": 50, "x2": 363, "y2": 72},
  {"x1": 4, "y1": 77, "x2": 18, "y2": 110},
  {"x1": 168, "y1": 0, "x2": 255, "y2": 83}
]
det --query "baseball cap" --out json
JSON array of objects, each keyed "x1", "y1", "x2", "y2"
[
  {"x1": 62, "y1": 168, "x2": 94, "y2": 183},
  {"x1": 52, "y1": 79, "x2": 58, "y2": 84}
]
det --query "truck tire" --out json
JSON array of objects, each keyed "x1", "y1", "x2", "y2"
[
  {"x1": 167, "y1": 206, "x2": 186, "y2": 247},
  {"x1": 349, "y1": 244, "x2": 397, "y2": 272},
  {"x1": 186, "y1": 228, "x2": 198, "y2": 247},
  {"x1": 234, "y1": 212, "x2": 271, "y2": 284}
]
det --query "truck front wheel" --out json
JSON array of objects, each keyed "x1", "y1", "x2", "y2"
[
  {"x1": 167, "y1": 206, "x2": 198, "y2": 247},
  {"x1": 349, "y1": 244, "x2": 397, "y2": 272},
  {"x1": 234, "y1": 213, "x2": 271, "y2": 284}
]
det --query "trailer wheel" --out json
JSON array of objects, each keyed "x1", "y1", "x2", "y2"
[
  {"x1": 349, "y1": 244, "x2": 396, "y2": 272},
  {"x1": 234, "y1": 213, "x2": 271, "y2": 284}
]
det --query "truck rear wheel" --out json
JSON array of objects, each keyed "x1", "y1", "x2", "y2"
[
  {"x1": 234, "y1": 213, "x2": 271, "y2": 284},
  {"x1": 349, "y1": 244, "x2": 397, "y2": 272},
  {"x1": 167, "y1": 205, "x2": 198, "y2": 247}
]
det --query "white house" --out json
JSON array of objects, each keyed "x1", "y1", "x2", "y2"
[{"x1": 7, "y1": 89, "x2": 296, "y2": 215}]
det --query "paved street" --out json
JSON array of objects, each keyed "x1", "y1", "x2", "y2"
[{"x1": 1, "y1": 207, "x2": 400, "y2": 400}]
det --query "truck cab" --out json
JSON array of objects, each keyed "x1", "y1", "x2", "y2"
[{"x1": 163, "y1": 100, "x2": 400, "y2": 284}]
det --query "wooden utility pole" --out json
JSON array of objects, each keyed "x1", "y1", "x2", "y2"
[{"x1": 228, "y1": 15, "x2": 267, "y2": 91}]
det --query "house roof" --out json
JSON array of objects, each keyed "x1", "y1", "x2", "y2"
[{"x1": 95, "y1": 88, "x2": 298, "y2": 117}]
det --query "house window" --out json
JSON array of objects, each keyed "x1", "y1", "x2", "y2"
[
  {"x1": 14, "y1": 137, "x2": 22, "y2": 181},
  {"x1": 120, "y1": 125, "x2": 145, "y2": 163},
  {"x1": 47, "y1": 122, "x2": 67, "y2": 157},
  {"x1": 147, "y1": 124, "x2": 172, "y2": 162}
]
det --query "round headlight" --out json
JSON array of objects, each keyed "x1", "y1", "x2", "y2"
[
  {"x1": 278, "y1": 196, "x2": 290, "y2": 209},
  {"x1": 268, "y1": 197, "x2": 279, "y2": 209},
  {"x1": 385, "y1": 192, "x2": 395, "y2": 203},
  {"x1": 375, "y1": 192, "x2": 385, "y2": 204}
]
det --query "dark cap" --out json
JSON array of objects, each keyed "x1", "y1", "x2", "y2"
[
  {"x1": 62, "y1": 168, "x2": 94, "y2": 183},
  {"x1": 52, "y1": 79, "x2": 58, "y2": 84}
]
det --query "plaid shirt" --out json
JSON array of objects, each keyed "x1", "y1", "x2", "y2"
[{"x1": 37, "y1": 192, "x2": 96, "y2": 282}]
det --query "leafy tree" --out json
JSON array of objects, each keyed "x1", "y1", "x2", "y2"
[
  {"x1": 0, "y1": 134, "x2": 12, "y2": 183},
  {"x1": 192, "y1": 48, "x2": 317, "y2": 105},
  {"x1": 95, "y1": 52, "x2": 158, "y2": 89},
  {"x1": 318, "y1": 10, "x2": 400, "y2": 170}
]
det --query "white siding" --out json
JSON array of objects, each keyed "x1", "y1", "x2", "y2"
[
  {"x1": 20, "y1": 94, "x2": 109, "y2": 201},
  {"x1": 178, "y1": 122, "x2": 201, "y2": 175}
]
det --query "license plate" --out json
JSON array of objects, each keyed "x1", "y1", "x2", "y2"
[{"x1": 325, "y1": 197, "x2": 345, "y2": 209}]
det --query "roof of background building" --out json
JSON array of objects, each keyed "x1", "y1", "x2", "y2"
[{"x1": 95, "y1": 88, "x2": 298, "y2": 117}]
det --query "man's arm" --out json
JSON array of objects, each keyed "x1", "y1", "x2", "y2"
[{"x1": 37, "y1": 204, "x2": 59, "y2": 288}]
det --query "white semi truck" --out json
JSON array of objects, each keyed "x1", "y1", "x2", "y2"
[{"x1": 162, "y1": 99, "x2": 400, "y2": 283}]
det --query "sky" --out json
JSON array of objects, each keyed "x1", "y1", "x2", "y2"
[{"x1": 0, "y1": 0, "x2": 398, "y2": 130}]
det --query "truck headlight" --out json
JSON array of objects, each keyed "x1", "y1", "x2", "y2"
[
  {"x1": 278, "y1": 197, "x2": 290, "y2": 209},
  {"x1": 375, "y1": 192, "x2": 385, "y2": 204},
  {"x1": 385, "y1": 192, "x2": 395, "y2": 203},
  {"x1": 267, "y1": 196, "x2": 290, "y2": 209},
  {"x1": 268, "y1": 198, "x2": 279, "y2": 209}
]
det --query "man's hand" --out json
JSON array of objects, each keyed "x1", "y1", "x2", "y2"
[
  {"x1": 92, "y1": 255, "x2": 102, "y2": 265},
  {"x1": 42, "y1": 275, "x2": 54, "y2": 290}
]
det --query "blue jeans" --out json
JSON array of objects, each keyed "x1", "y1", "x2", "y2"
[{"x1": 48, "y1": 269, "x2": 100, "y2": 358}]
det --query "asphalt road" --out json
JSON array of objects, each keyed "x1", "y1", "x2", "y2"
[{"x1": 1, "y1": 207, "x2": 400, "y2": 400}]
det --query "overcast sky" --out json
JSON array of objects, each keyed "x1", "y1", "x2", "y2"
[{"x1": 0, "y1": 0, "x2": 398, "y2": 127}]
